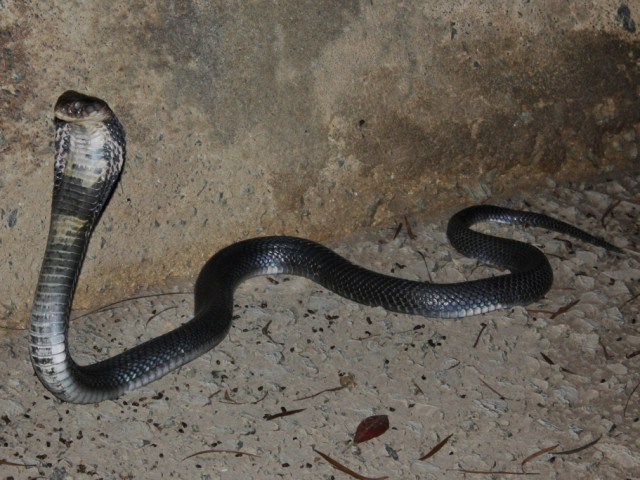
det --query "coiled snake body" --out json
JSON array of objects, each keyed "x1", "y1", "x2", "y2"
[{"x1": 29, "y1": 91, "x2": 621, "y2": 403}]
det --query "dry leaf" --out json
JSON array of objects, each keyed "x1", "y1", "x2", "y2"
[{"x1": 354, "y1": 415, "x2": 389, "y2": 443}]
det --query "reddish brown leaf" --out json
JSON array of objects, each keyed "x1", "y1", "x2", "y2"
[{"x1": 354, "y1": 415, "x2": 389, "y2": 443}]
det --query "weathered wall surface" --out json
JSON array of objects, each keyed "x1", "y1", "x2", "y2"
[{"x1": 1, "y1": 1, "x2": 639, "y2": 326}]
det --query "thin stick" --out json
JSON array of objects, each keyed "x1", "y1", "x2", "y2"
[
  {"x1": 72, "y1": 291, "x2": 191, "y2": 320},
  {"x1": 520, "y1": 444, "x2": 558, "y2": 469},
  {"x1": 313, "y1": 448, "x2": 388, "y2": 480},
  {"x1": 418, "y1": 434, "x2": 452, "y2": 461},
  {"x1": 183, "y1": 449, "x2": 259, "y2": 460},
  {"x1": 555, "y1": 435, "x2": 602, "y2": 455}
]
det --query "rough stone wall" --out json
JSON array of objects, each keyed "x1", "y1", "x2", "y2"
[{"x1": 1, "y1": 1, "x2": 639, "y2": 326}]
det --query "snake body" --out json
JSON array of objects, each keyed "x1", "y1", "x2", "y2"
[{"x1": 29, "y1": 91, "x2": 621, "y2": 403}]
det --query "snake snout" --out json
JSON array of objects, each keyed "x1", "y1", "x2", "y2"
[{"x1": 54, "y1": 90, "x2": 113, "y2": 123}]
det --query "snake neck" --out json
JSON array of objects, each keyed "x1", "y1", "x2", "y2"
[{"x1": 29, "y1": 117, "x2": 124, "y2": 402}]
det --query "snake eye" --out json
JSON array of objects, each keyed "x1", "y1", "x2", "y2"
[{"x1": 55, "y1": 91, "x2": 113, "y2": 122}]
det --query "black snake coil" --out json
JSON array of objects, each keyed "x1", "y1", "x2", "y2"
[{"x1": 29, "y1": 91, "x2": 621, "y2": 403}]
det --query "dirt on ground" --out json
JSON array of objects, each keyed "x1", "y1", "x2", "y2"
[{"x1": 1, "y1": 173, "x2": 639, "y2": 479}]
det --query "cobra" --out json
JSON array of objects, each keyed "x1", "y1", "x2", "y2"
[{"x1": 29, "y1": 91, "x2": 621, "y2": 404}]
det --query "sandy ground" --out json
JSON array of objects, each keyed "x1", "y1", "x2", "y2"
[{"x1": 1, "y1": 173, "x2": 639, "y2": 480}]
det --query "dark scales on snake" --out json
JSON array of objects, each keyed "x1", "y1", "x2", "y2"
[{"x1": 29, "y1": 91, "x2": 622, "y2": 404}]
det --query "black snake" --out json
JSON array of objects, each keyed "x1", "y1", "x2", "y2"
[{"x1": 29, "y1": 91, "x2": 621, "y2": 403}]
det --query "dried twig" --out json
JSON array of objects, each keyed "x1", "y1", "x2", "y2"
[
  {"x1": 549, "y1": 299, "x2": 580, "y2": 319},
  {"x1": 526, "y1": 299, "x2": 580, "y2": 319},
  {"x1": 610, "y1": 195, "x2": 640, "y2": 205},
  {"x1": 404, "y1": 215, "x2": 416, "y2": 240},
  {"x1": 623, "y1": 380, "x2": 640, "y2": 417},
  {"x1": 356, "y1": 332, "x2": 381, "y2": 341},
  {"x1": 294, "y1": 384, "x2": 347, "y2": 401},
  {"x1": 220, "y1": 390, "x2": 268, "y2": 405},
  {"x1": 416, "y1": 250, "x2": 433, "y2": 283},
  {"x1": 0, "y1": 325, "x2": 26, "y2": 331},
  {"x1": 392, "y1": 222, "x2": 403, "y2": 240},
  {"x1": 479, "y1": 378, "x2": 508, "y2": 400},
  {"x1": 456, "y1": 469, "x2": 538, "y2": 475},
  {"x1": 412, "y1": 380, "x2": 425, "y2": 395},
  {"x1": 0, "y1": 458, "x2": 36, "y2": 467},
  {"x1": 183, "y1": 449, "x2": 259, "y2": 460},
  {"x1": 418, "y1": 434, "x2": 452, "y2": 461},
  {"x1": 599, "y1": 339, "x2": 614, "y2": 360},
  {"x1": 555, "y1": 435, "x2": 602, "y2": 455},
  {"x1": 264, "y1": 408, "x2": 306, "y2": 421},
  {"x1": 601, "y1": 199, "x2": 621, "y2": 228},
  {"x1": 71, "y1": 291, "x2": 190, "y2": 321},
  {"x1": 520, "y1": 444, "x2": 558, "y2": 469},
  {"x1": 540, "y1": 353, "x2": 579, "y2": 374},
  {"x1": 261, "y1": 319, "x2": 282, "y2": 344},
  {"x1": 208, "y1": 389, "x2": 222, "y2": 399},
  {"x1": 622, "y1": 292, "x2": 640, "y2": 308},
  {"x1": 145, "y1": 306, "x2": 177, "y2": 327},
  {"x1": 473, "y1": 323, "x2": 487, "y2": 348},
  {"x1": 313, "y1": 448, "x2": 388, "y2": 480},
  {"x1": 540, "y1": 352, "x2": 555, "y2": 365}
]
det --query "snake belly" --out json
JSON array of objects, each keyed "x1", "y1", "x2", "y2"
[{"x1": 29, "y1": 91, "x2": 621, "y2": 403}]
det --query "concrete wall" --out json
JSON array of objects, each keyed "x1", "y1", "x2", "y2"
[{"x1": 1, "y1": 0, "x2": 639, "y2": 326}]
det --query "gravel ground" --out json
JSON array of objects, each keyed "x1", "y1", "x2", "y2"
[{"x1": 1, "y1": 173, "x2": 639, "y2": 480}]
